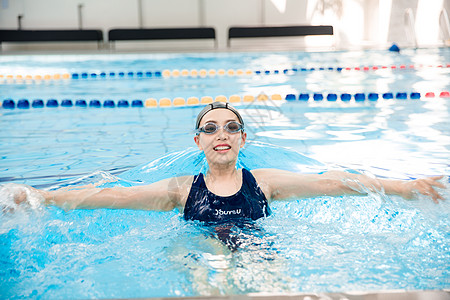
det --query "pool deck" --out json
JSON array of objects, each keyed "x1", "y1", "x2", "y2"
[{"x1": 149, "y1": 290, "x2": 450, "y2": 300}]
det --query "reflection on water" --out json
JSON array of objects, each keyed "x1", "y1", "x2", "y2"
[{"x1": 251, "y1": 97, "x2": 449, "y2": 178}]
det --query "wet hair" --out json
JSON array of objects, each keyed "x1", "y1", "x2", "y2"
[{"x1": 195, "y1": 102, "x2": 244, "y2": 129}]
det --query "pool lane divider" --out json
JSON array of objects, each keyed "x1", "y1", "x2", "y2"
[
  {"x1": 2, "y1": 91, "x2": 449, "y2": 109},
  {"x1": 1, "y1": 64, "x2": 449, "y2": 83}
]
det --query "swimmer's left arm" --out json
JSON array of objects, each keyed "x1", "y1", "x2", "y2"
[{"x1": 252, "y1": 169, "x2": 445, "y2": 203}]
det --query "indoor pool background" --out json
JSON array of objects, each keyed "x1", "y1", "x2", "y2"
[{"x1": 0, "y1": 49, "x2": 449, "y2": 298}]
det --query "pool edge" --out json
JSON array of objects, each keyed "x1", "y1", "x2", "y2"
[{"x1": 125, "y1": 289, "x2": 450, "y2": 300}]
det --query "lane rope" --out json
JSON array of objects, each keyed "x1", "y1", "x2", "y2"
[
  {"x1": 2, "y1": 91, "x2": 449, "y2": 109},
  {"x1": 1, "y1": 64, "x2": 449, "y2": 83}
]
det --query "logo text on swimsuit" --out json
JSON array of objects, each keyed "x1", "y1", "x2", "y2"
[{"x1": 214, "y1": 208, "x2": 242, "y2": 216}]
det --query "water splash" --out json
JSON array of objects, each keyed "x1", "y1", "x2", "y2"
[
  {"x1": 118, "y1": 141, "x2": 327, "y2": 185},
  {"x1": 0, "y1": 183, "x2": 45, "y2": 212}
]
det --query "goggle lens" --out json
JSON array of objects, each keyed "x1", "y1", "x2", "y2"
[
  {"x1": 203, "y1": 123, "x2": 218, "y2": 134},
  {"x1": 198, "y1": 121, "x2": 243, "y2": 135}
]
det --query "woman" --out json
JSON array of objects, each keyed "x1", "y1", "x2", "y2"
[{"x1": 12, "y1": 102, "x2": 445, "y2": 221}]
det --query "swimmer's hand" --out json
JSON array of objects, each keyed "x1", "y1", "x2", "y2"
[
  {"x1": 394, "y1": 176, "x2": 446, "y2": 203},
  {"x1": 0, "y1": 183, "x2": 47, "y2": 212}
]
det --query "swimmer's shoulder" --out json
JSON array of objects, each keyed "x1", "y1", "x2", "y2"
[
  {"x1": 250, "y1": 168, "x2": 284, "y2": 181},
  {"x1": 250, "y1": 169, "x2": 303, "y2": 200},
  {"x1": 251, "y1": 168, "x2": 300, "y2": 178},
  {"x1": 248, "y1": 169, "x2": 280, "y2": 201}
]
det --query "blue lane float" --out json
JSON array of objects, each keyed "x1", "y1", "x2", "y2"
[
  {"x1": 104, "y1": 100, "x2": 115, "y2": 108},
  {"x1": 313, "y1": 93, "x2": 324, "y2": 101},
  {"x1": 383, "y1": 93, "x2": 394, "y2": 99},
  {"x1": 410, "y1": 92, "x2": 421, "y2": 99},
  {"x1": 89, "y1": 100, "x2": 101, "y2": 107},
  {"x1": 396, "y1": 92, "x2": 407, "y2": 99},
  {"x1": 368, "y1": 93, "x2": 379, "y2": 101},
  {"x1": 131, "y1": 100, "x2": 144, "y2": 107},
  {"x1": 61, "y1": 99, "x2": 73, "y2": 107},
  {"x1": 17, "y1": 99, "x2": 30, "y2": 109},
  {"x1": 76, "y1": 100, "x2": 87, "y2": 107},
  {"x1": 299, "y1": 93, "x2": 309, "y2": 101},
  {"x1": 341, "y1": 93, "x2": 352, "y2": 101},
  {"x1": 3, "y1": 99, "x2": 15, "y2": 109},
  {"x1": 47, "y1": 99, "x2": 58, "y2": 107},
  {"x1": 32, "y1": 99, "x2": 44, "y2": 108},
  {"x1": 355, "y1": 93, "x2": 366, "y2": 101},
  {"x1": 118, "y1": 100, "x2": 129, "y2": 107},
  {"x1": 327, "y1": 93, "x2": 337, "y2": 101},
  {"x1": 285, "y1": 94, "x2": 296, "y2": 101}
]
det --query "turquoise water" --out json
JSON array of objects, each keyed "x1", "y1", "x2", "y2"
[{"x1": 0, "y1": 49, "x2": 449, "y2": 298}]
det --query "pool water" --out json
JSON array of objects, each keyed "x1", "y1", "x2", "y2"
[{"x1": 0, "y1": 49, "x2": 449, "y2": 299}]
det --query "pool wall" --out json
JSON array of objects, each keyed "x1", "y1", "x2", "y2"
[{"x1": 1, "y1": 0, "x2": 449, "y2": 51}]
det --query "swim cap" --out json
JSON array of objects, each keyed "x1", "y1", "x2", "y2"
[{"x1": 195, "y1": 102, "x2": 244, "y2": 129}]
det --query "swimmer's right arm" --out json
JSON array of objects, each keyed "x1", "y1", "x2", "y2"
[{"x1": 17, "y1": 176, "x2": 193, "y2": 211}]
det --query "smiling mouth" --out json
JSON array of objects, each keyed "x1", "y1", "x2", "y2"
[{"x1": 213, "y1": 145, "x2": 231, "y2": 151}]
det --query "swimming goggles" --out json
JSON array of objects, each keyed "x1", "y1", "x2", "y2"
[{"x1": 196, "y1": 121, "x2": 244, "y2": 135}]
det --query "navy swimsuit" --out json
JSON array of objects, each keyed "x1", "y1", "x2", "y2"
[{"x1": 183, "y1": 168, "x2": 271, "y2": 223}]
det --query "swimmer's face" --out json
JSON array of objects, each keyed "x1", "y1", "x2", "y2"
[{"x1": 194, "y1": 108, "x2": 246, "y2": 166}]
